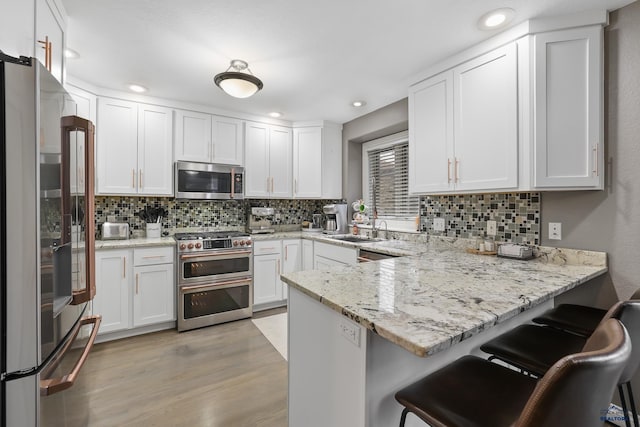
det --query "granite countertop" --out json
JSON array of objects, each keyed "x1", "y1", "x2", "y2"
[
  {"x1": 280, "y1": 243, "x2": 608, "y2": 357},
  {"x1": 95, "y1": 237, "x2": 176, "y2": 249}
]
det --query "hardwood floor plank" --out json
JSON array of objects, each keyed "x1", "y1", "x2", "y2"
[{"x1": 65, "y1": 318, "x2": 287, "y2": 426}]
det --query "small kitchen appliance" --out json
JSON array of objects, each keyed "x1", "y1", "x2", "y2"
[
  {"x1": 175, "y1": 231, "x2": 253, "y2": 331},
  {"x1": 322, "y1": 203, "x2": 348, "y2": 234},
  {"x1": 247, "y1": 207, "x2": 275, "y2": 234},
  {"x1": 175, "y1": 161, "x2": 244, "y2": 200},
  {"x1": 101, "y1": 222, "x2": 130, "y2": 240}
]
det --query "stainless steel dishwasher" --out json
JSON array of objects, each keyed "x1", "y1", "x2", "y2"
[{"x1": 357, "y1": 249, "x2": 399, "y2": 263}]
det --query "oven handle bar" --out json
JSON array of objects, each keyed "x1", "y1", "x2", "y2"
[
  {"x1": 181, "y1": 278, "x2": 252, "y2": 292},
  {"x1": 39, "y1": 315, "x2": 102, "y2": 396},
  {"x1": 180, "y1": 250, "x2": 252, "y2": 260}
]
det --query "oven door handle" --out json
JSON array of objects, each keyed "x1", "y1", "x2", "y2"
[
  {"x1": 40, "y1": 315, "x2": 102, "y2": 396},
  {"x1": 181, "y1": 278, "x2": 252, "y2": 292},
  {"x1": 180, "y1": 250, "x2": 252, "y2": 260}
]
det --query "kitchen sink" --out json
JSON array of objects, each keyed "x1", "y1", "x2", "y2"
[{"x1": 329, "y1": 236, "x2": 383, "y2": 243}]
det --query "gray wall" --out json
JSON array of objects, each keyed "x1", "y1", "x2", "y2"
[
  {"x1": 542, "y1": 2, "x2": 640, "y2": 305},
  {"x1": 341, "y1": 98, "x2": 408, "y2": 205}
]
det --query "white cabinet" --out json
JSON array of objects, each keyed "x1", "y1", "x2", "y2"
[
  {"x1": 253, "y1": 241, "x2": 283, "y2": 307},
  {"x1": 282, "y1": 239, "x2": 302, "y2": 300},
  {"x1": 533, "y1": 26, "x2": 603, "y2": 189},
  {"x1": 245, "y1": 123, "x2": 292, "y2": 198},
  {"x1": 94, "y1": 249, "x2": 131, "y2": 334},
  {"x1": 95, "y1": 246, "x2": 175, "y2": 337},
  {"x1": 67, "y1": 87, "x2": 97, "y2": 194},
  {"x1": 302, "y1": 239, "x2": 314, "y2": 270},
  {"x1": 293, "y1": 124, "x2": 343, "y2": 199},
  {"x1": 35, "y1": 0, "x2": 65, "y2": 83},
  {"x1": 409, "y1": 43, "x2": 518, "y2": 194},
  {"x1": 174, "y1": 110, "x2": 244, "y2": 165},
  {"x1": 97, "y1": 98, "x2": 173, "y2": 195},
  {"x1": 0, "y1": 0, "x2": 34, "y2": 60},
  {"x1": 313, "y1": 241, "x2": 358, "y2": 269}
]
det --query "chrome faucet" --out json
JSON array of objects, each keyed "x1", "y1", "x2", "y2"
[{"x1": 372, "y1": 220, "x2": 388, "y2": 239}]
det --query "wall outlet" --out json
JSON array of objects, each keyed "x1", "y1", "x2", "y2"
[
  {"x1": 549, "y1": 222, "x2": 562, "y2": 240},
  {"x1": 339, "y1": 319, "x2": 361, "y2": 347},
  {"x1": 487, "y1": 220, "x2": 497, "y2": 236},
  {"x1": 433, "y1": 218, "x2": 445, "y2": 232}
]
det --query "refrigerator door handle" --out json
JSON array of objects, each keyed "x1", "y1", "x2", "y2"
[{"x1": 39, "y1": 315, "x2": 101, "y2": 396}]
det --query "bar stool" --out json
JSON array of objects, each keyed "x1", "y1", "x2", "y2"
[
  {"x1": 532, "y1": 288, "x2": 640, "y2": 337},
  {"x1": 394, "y1": 318, "x2": 630, "y2": 427},
  {"x1": 480, "y1": 300, "x2": 640, "y2": 427}
]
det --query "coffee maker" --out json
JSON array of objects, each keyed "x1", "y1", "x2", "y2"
[
  {"x1": 247, "y1": 207, "x2": 275, "y2": 234},
  {"x1": 322, "y1": 203, "x2": 348, "y2": 234}
]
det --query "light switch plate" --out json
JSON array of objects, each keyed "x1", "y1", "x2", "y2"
[
  {"x1": 433, "y1": 218, "x2": 445, "y2": 232},
  {"x1": 549, "y1": 222, "x2": 562, "y2": 240},
  {"x1": 487, "y1": 220, "x2": 497, "y2": 236}
]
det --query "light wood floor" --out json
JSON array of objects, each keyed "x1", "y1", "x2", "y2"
[{"x1": 66, "y1": 309, "x2": 288, "y2": 426}]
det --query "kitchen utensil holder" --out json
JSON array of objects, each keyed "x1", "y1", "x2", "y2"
[{"x1": 146, "y1": 223, "x2": 161, "y2": 238}]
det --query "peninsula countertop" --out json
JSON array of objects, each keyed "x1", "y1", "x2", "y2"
[{"x1": 280, "y1": 242, "x2": 608, "y2": 357}]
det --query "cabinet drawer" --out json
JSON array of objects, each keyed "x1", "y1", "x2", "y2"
[
  {"x1": 253, "y1": 240, "x2": 281, "y2": 255},
  {"x1": 134, "y1": 246, "x2": 174, "y2": 266}
]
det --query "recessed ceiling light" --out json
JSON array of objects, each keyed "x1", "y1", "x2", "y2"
[
  {"x1": 352, "y1": 101, "x2": 366, "y2": 107},
  {"x1": 128, "y1": 84, "x2": 147, "y2": 93},
  {"x1": 269, "y1": 112, "x2": 283, "y2": 118},
  {"x1": 478, "y1": 8, "x2": 515, "y2": 30},
  {"x1": 64, "y1": 48, "x2": 79, "y2": 59}
]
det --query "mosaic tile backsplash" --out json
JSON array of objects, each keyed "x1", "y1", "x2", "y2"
[
  {"x1": 94, "y1": 197, "x2": 338, "y2": 234},
  {"x1": 419, "y1": 192, "x2": 540, "y2": 245}
]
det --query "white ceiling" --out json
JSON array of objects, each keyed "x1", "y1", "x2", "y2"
[{"x1": 61, "y1": 0, "x2": 635, "y2": 124}]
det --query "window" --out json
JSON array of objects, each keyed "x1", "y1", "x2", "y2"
[{"x1": 362, "y1": 131, "x2": 419, "y2": 223}]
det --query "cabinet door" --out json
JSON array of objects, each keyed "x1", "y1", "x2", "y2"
[
  {"x1": 137, "y1": 105, "x2": 173, "y2": 195},
  {"x1": 269, "y1": 126, "x2": 293, "y2": 198},
  {"x1": 453, "y1": 43, "x2": 518, "y2": 191},
  {"x1": 174, "y1": 110, "x2": 212, "y2": 162},
  {"x1": 282, "y1": 239, "x2": 302, "y2": 300},
  {"x1": 314, "y1": 255, "x2": 349, "y2": 270},
  {"x1": 96, "y1": 98, "x2": 138, "y2": 194},
  {"x1": 408, "y1": 71, "x2": 453, "y2": 194},
  {"x1": 212, "y1": 116, "x2": 244, "y2": 166},
  {"x1": 302, "y1": 240, "x2": 314, "y2": 270},
  {"x1": 253, "y1": 253, "x2": 283, "y2": 305},
  {"x1": 534, "y1": 26, "x2": 603, "y2": 189},
  {"x1": 244, "y1": 122, "x2": 271, "y2": 197},
  {"x1": 133, "y1": 263, "x2": 175, "y2": 327},
  {"x1": 93, "y1": 250, "x2": 130, "y2": 334},
  {"x1": 293, "y1": 127, "x2": 322, "y2": 198},
  {"x1": 35, "y1": 0, "x2": 64, "y2": 83}
]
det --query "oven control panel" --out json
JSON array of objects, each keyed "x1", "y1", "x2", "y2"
[{"x1": 178, "y1": 237, "x2": 252, "y2": 252}]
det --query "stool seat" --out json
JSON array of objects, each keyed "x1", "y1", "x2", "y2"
[
  {"x1": 532, "y1": 304, "x2": 607, "y2": 336},
  {"x1": 479, "y1": 324, "x2": 585, "y2": 375},
  {"x1": 395, "y1": 355, "x2": 537, "y2": 427}
]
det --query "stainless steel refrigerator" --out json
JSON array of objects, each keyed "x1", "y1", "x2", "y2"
[{"x1": 0, "y1": 52, "x2": 100, "y2": 426}]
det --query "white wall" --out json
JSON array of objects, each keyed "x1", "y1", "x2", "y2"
[{"x1": 1, "y1": 0, "x2": 35, "y2": 58}]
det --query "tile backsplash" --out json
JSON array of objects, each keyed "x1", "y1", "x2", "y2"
[
  {"x1": 94, "y1": 197, "x2": 338, "y2": 234},
  {"x1": 420, "y1": 192, "x2": 540, "y2": 245}
]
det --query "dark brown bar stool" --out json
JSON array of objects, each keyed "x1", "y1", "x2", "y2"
[
  {"x1": 395, "y1": 319, "x2": 630, "y2": 427},
  {"x1": 532, "y1": 288, "x2": 640, "y2": 337},
  {"x1": 480, "y1": 300, "x2": 640, "y2": 427}
]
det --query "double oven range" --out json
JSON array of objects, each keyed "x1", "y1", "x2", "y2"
[{"x1": 175, "y1": 231, "x2": 253, "y2": 331}]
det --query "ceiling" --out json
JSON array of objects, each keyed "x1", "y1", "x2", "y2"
[{"x1": 61, "y1": 0, "x2": 635, "y2": 124}]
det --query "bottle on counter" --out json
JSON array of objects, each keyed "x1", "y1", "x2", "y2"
[
  {"x1": 352, "y1": 223, "x2": 359, "y2": 235},
  {"x1": 484, "y1": 236, "x2": 495, "y2": 252}
]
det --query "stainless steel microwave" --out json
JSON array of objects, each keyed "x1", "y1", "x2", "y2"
[{"x1": 175, "y1": 161, "x2": 244, "y2": 200}]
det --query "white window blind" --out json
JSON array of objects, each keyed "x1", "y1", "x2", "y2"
[{"x1": 367, "y1": 141, "x2": 419, "y2": 218}]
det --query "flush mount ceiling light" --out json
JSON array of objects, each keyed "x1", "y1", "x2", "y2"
[
  {"x1": 128, "y1": 84, "x2": 148, "y2": 93},
  {"x1": 352, "y1": 100, "x2": 366, "y2": 107},
  {"x1": 478, "y1": 8, "x2": 515, "y2": 30},
  {"x1": 269, "y1": 112, "x2": 283, "y2": 118},
  {"x1": 214, "y1": 59, "x2": 264, "y2": 99}
]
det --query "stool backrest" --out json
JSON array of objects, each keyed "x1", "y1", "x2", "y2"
[{"x1": 515, "y1": 318, "x2": 630, "y2": 427}]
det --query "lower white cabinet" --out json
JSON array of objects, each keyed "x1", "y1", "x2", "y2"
[
  {"x1": 253, "y1": 239, "x2": 303, "y2": 309},
  {"x1": 302, "y1": 239, "x2": 314, "y2": 270},
  {"x1": 94, "y1": 246, "x2": 175, "y2": 336},
  {"x1": 282, "y1": 239, "x2": 302, "y2": 300},
  {"x1": 313, "y1": 241, "x2": 358, "y2": 269}
]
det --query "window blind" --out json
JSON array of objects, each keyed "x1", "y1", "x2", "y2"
[{"x1": 367, "y1": 141, "x2": 419, "y2": 218}]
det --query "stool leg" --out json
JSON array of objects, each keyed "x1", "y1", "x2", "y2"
[
  {"x1": 399, "y1": 408, "x2": 409, "y2": 427},
  {"x1": 625, "y1": 382, "x2": 639, "y2": 427},
  {"x1": 619, "y1": 385, "x2": 632, "y2": 427}
]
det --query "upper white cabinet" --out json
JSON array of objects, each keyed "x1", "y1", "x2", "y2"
[
  {"x1": 174, "y1": 110, "x2": 244, "y2": 166},
  {"x1": 293, "y1": 123, "x2": 342, "y2": 199},
  {"x1": 245, "y1": 122, "x2": 292, "y2": 198},
  {"x1": 409, "y1": 43, "x2": 518, "y2": 194},
  {"x1": 533, "y1": 26, "x2": 603, "y2": 189},
  {"x1": 97, "y1": 98, "x2": 173, "y2": 196},
  {"x1": 35, "y1": 0, "x2": 65, "y2": 83}
]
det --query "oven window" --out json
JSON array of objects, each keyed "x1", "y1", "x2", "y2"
[
  {"x1": 178, "y1": 169, "x2": 231, "y2": 193},
  {"x1": 183, "y1": 257, "x2": 250, "y2": 279},
  {"x1": 183, "y1": 285, "x2": 250, "y2": 319}
]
